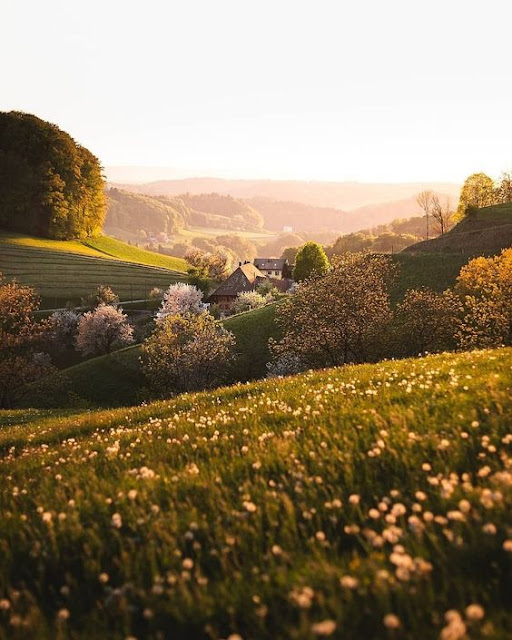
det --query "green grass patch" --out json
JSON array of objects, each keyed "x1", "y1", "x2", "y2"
[
  {"x1": 84, "y1": 235, "x2": 188, "y2": 272},
  {"x1": 1, "y1": 348, "x2": 512, "y2": 638}
]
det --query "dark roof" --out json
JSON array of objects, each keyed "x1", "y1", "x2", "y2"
[
  {"x1": 254, "y1": 258, "x2": 288, "y2": 270},
  {"x1": 208, "y1": 263, "x2": 266, "y2": 298}
]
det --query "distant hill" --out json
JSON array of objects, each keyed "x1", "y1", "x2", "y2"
[
  {"x1": 110, "y1": 177, "x2": 461, "y2": 211},
  {"x1": 402, "y1": 202, "x2": 512, "y2": 257}
]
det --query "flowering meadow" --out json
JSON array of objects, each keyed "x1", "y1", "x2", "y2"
[{"x1": 1, "y1": 348, "x2": 512, "y2": 639}]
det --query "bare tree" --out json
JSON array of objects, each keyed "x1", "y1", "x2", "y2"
[
  {"x1": 431, "y1": 195, "x2": 453, "y2": 236},
  {"x1": 416, "y1": 190, "x2": 434, "y2": 239}
]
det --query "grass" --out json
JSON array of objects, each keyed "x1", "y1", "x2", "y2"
[
  {"x1": 392, "y1": 253, "x2": 469, "y2": 300},
  {"x1": 0, "y1": 233, "x2": 187, "y2": 308},
  {"x1": 1, "y1": 347, "x2": 512, "y2": 638},
  {"x1": 22, "y1": 304, "x2": 281, "y2": 409},
  {"x1": 84, "y1": 236, "x2": 189, "y2": 272}
]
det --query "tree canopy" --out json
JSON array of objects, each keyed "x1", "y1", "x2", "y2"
[
  {"x1": 0, "y1": 111, "x2": 106, "y2": 239},
  {"x1": 456, "y1": 173, "x2": 495, "y2": 218},
  {"x1": 293, "y1": 242, "x2": 330, "y2": 282}
]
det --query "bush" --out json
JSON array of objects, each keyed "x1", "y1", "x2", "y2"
[
  {"x1": 230, "y1": 291, "x2": 270, "y2": 315},
  {"x1": 141, "y1": 312, "x2": 236, "y2": 395}
]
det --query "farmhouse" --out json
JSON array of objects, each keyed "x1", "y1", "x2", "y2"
[
  {"x1": 208, "y1": 260, "x2": 293, "y2": 312},
  {"x1": 253, "y1": 258, "x2": 293, "y2": 280}
]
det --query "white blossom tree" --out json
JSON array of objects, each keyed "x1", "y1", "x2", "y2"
[
  {"x1": 75, "y1": 304, "x2": 134, "y2": 356},
  {"x1": 46, "y1": 310, "x2": 80, "y2": 350},
  {"x1": 230, "y1": 291, "x2": 270, "y2": 315},
  {"x1": 156, "y1": 283, "x2": 206, "y2": 322}
]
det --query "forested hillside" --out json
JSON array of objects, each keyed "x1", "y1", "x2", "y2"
[{"x1": 0, "y1": 111, "x2": 105, "y2": 239}]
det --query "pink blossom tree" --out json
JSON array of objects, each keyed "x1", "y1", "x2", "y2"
[
  {"x1": 156, "y1": 283, "x2": 206, "y2": 322},
  {"x1": 75, "y1": 304, "x2": 134, "y2": 356}
]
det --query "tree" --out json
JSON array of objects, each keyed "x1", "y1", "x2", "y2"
[
  {"x1": 0, "y1": 275, "x2": 53, "y2": 407},
  {"x1": 141, "y1": 312, "x2": 236, "y2": 395},
  {"x1": 430, "y1": 195, "x2": 454, "y2": 236},
  {"x1": 0, "y1": 111, "x2": 106, "y2": 239},
  {"x1": 455, "y1": 249, "x2": 512, "y2": 348},
  {"x1": 281, "y1": 246, "x2": 299, "y2": 263},
  {"x1": 393, "y1": 288, "x2": 462, "y2": 356},
  {"x1": 45, "y1": 309, "x2": 80, "y2": 352},
  {"x1": 75, "y1": 304, "x2": 134, "y2": 356},
  {"x1": 270, "y1": 253, "x2": 397, "y2": 370},
  {"x1": 456, "y1": 173, "x2": 495, "y2": 218},
  {"x1": 330, "y1": 232, "x2": 375, "y2": 256},
  {"x1": 496, "y1": 171, "x2": 512, "y2": 204},
  {"x1": 83, "y1": 285, "x2": 119, "y2": 308},
  {"x1": 156, "y1": 283, "x2": 205, "y2": 321},
  {"x1": 293, "y1": 242, "x2": 330, "y2": 282},
  {"x1": 416, "y1": 190, "x2": 434, "y2": 240}
]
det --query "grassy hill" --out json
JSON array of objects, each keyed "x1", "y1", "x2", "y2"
[
  {"x1": 402, "y1": 202, "x2": 512, "y2": 256},
  {"x1": 23, "y1": 304, "x2": 280, "y2": 409},
  {"x1": 0, "y1": 232, "x2": 188, "y2": 308},
  {"x1": 2, "y1": 347, "x2": 512, "y2": 638}
]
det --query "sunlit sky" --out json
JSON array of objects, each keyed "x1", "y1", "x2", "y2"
[{"x1": 3, "y1": 0, "x2": 512, "y2": 182}]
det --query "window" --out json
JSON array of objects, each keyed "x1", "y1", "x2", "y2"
[{"x1": 275, "y1": 271, "x2": 279, "y2": 276}]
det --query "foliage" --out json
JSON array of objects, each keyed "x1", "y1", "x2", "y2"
[
  {"x1": 1, "y1": 349, "x2": 512, "y2": 638},
  {"x1": 141, "y1": 312, "x2": 236, "y2": 395},
  {"x1": 156, "y1": 283, "x2": 205, "y2": 321},
  {"x1": 230, "y1": 291, "x2": 270, "y2": 315},
  {"x1": 393, "y1": 287, "x2": 463, "y2": 356},
  {"x1": 181, "y1": 192, "x2": 263, "y2": 229},
  {"x1": 456, "y1": 173, "x2": 495, "y2": 218},
  {"x1": 272, "y1": 253, "x2": 396, "y2": 369},
  {"x1": 455, "y1": 249, "x2": 512, "y2": 348},
  {"x1": 293, "y1": 242, "x2": 330, "y2": 282},
  {"x1": 105, "y1": 188, "x2": 187, "y2": 236},
  {"x1": 75, "y1": 304, "x2": 134, "y2": 356},
  {"x1": 215, "y1": 234, "x2": 257, "y2": 262},
  {"x1": 45, "y1": 310, "x2": 80, "y2": 351},
  {"x1": 84, "y1": 285, "x2": 119, "y2": 309},
  {"x1": 0, "y1": 275, "x2": 53, "y2": 407},
  {"x1": 280, "y1": 246, "x2": 299, "y2": 263},
  {"x1": 0, "y1": 111, "x2": 106, "y2": 239},
  {"x1": 185, "y1": 246, "x2": 235, "y2": 280}
]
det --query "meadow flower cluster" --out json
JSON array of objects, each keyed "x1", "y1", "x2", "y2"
[{"x1": 0, "y1": 348, "x2": 511, "y2": 638}]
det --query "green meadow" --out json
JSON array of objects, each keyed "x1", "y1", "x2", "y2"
[{"x1": 1, "y1": 348, "x2": 512, "y2": 639}]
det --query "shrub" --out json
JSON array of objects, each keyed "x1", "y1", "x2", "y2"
[
  {"x1": 230, "y1": 291, "x2": 270, "y2": 315},
  {"x1": 141, "y1": 312, "x2": 236, "y2": 395},
  {"x1": 75, "y1": 304, "x2": 134, "y2": 356}
]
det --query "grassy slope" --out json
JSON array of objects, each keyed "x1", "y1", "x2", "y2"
[
  {"x1": 84, "y1": 235, "x2": 188, "y2": 272},
  {"x1": 23, "y1": 304, "x2": 280, "y2": 409},
  {"x1": 402, "y1": 202, "x2": 512, "y2": 256},
  {"x1": 0, "y1": 233, "x2": 187, "y2": 307},
  {"x1": 1, "y1": 348, "x2": 512, "y2": 639}
]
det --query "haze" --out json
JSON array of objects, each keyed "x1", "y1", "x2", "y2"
[{"x1": 3, "y1": 0, "x2": 512, "y2": 182}]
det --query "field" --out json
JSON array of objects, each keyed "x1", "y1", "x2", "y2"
[
  {"x1": 22, "y1": 304, "x2": 280, "y2": 409},
  {"x1": 1, "y1": 348, "x2": 512, "y2": 638},
  {"x1": 0, "y1": 233, "x2": 188, "y2": 308},
  {"x1": 84, "y1": 236, "x2": 189, "y2": 272},
  {"x1": 392, "y1": 253, "x2": 469, "y2": 300}
]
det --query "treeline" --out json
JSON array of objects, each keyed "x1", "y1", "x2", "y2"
[{"x1": 0, "y1": 111, "x2": 105, "y2": 240}]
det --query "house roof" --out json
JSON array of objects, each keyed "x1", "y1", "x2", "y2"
[
  {"x1": 254, "y1": 258, "x2": 288, "y2": 270},
  {"x1": 209, "y1": 263, "x2": 266, "y2": 298}
]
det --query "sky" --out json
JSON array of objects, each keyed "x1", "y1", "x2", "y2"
[{"x1": 2, "y1": 0, "x2": 512, "y2": 183}]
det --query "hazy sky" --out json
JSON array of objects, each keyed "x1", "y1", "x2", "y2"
[{"x1": 3, "y1": 0, "x2": 512, "y2": 182}]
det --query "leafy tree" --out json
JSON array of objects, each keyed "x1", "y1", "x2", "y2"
[
  {"x1": 156, "y1": 283, "x2": 205, "y2": 321},
  {"x1": 293, "y1": 242, "x2": 330, "y2": 282},
  {"x1": 281, "y1": 246, "x2": 299, "y2": 263},
  {"x1": 455, "y1": 249, "x2": 512, "y2": 348},
  {"x1": 84, "y1": 285, "x2": 119, "y2": 309},
  {"x1": 0, "y1": 111, "x2": 106, "y2": 239},
  {"x1": 496, "y1": 171, "x2": 512, "y2": 204},
  {"x1": 141, "y1": 312, "x2": 236, "y2": 395},
  {"x1": 75, "y1": 304, "x2": 134, "y2": 356},
  {"x1": 215, "y1": 234, "x2": 257, "y2": 262},
  {"x1": 456, "y1": 173, "x2": 495, "y2": 218},
  {"x1": 271, "y1": 253, "x2": 397, "y2": 370},
  {"x1": 330, "y1": 232, "x2": 375, "y2": 256},
  {"x1": 0, "y1": 275, "x2": 53, "y2": 407},
  {"x1": 393, "y1": 288, "x2": 463, "y2": 356}
]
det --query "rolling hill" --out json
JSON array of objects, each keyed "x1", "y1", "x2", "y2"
[
  {"x1": 22, "y1": 304, "x2": 280, "y2": 409},
  {"x1": 402, "y1": 202, "x2": 512, "y2": 256},
  {"x1": 2, "y1": 347, "x2": 512, "y2": 638},
  {"x1": 0, "y1": 232, "x2": 188, "y2": 308}
]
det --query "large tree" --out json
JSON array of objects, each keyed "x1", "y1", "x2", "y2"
[
  {"x1": 293, "y1": 242, "x2": 330, "y2": 282},
  {"x1": 0, "y1": 111, "x2": 106, "y2": 239},
  {"x1": 456, "y1": 172, "x2": 495, "y2": 218},
  {"x1": 271, "y1": 253, "x2": 397, "y2": 370}
]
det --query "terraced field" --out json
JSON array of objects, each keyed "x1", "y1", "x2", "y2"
[{"x1": 0, "y1": 242, "x2": 187, "y2": 307}]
